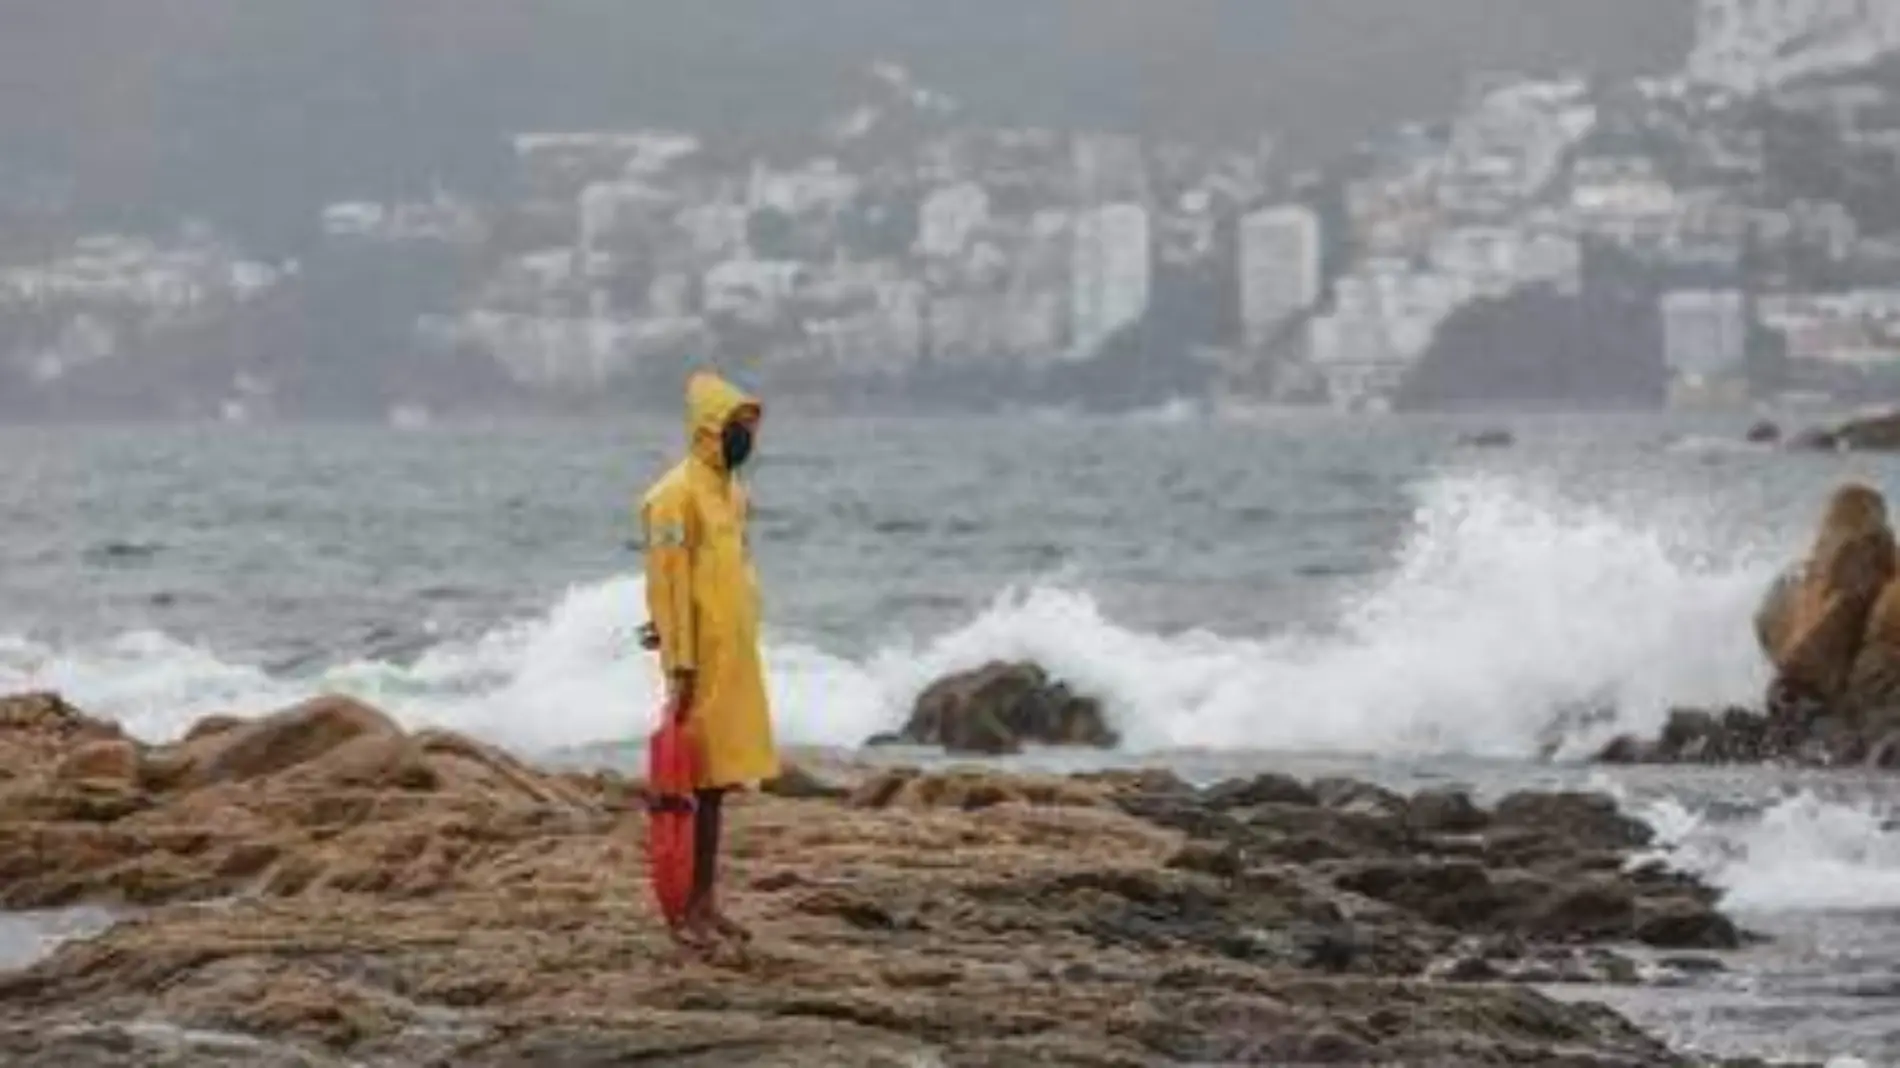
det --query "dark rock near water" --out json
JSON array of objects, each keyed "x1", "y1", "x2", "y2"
[
  {"x1": 873, "y1": 661, "x2": 1118, "y2": 754},
  {"x1": 1597, "y1": 706, "x2": 1776, "y2": 766},
  {"x1": 1827, "y1": 409, "x2": 1900, "y2": 452},
  {"x1": 1203, "y1": 772, "x2": 1319, "y2": 810},
  {"x1": 1406, "y1": 787, "x2": 1491, "y2": 834},
  {"x1": 1745, "y1": 420, "x2": 1781, "y2": 445},
  {"x1": 1459, "y1": 428, "x2": 1516, "y2": 448},
  {"x1": 1789, "y1": 426, "x2": 1842, "y2": 451},
  {"x1": 1636, "y1": 900, "x2": 1743, "y2": 950},
  {"x1": 1312, "y1": 776, "x2": 1408, "y2": 817}
]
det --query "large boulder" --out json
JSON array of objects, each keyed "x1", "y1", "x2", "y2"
[
  {"x1": 1772, "y1": 483, "x2": 1897, "y2": 709},
  {"x1": 171, "y1": 695, "x2": 402, "y2": 789},
  {"x1": 1754, "y1": 563, "x2": 1802, "y2": 663},
  {"x1": 0, "y1": 691, "x2": 600, "y2": 910},
  {"x1": 1847, "y1": 578, "x2": 1900, "y2": 734},
  {"x1": 874, "y1": 662, "x2": 1118, "y2": 755}
]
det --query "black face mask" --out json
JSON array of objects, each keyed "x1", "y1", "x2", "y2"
[{"x1": 720, "y1": 421, "x2": 754, "y2": 471}]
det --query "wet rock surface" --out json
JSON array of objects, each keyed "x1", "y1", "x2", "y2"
[
  {"x1": 1791, "y1": 409, "x2": 1900, "y2": 453},
  {"x1": 0, "y1": 693, "x2": 1786, "y2": 1066},
  {"x1": 868, "y1": 661, "x2": 1118, "y2": 754},
  {"x1": 1601, "y1": 482, "x2": 1900, "y2": 771}
]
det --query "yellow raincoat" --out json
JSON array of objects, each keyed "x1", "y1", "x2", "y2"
[{"x1": 640, "y1": 370, "x2": 779, "y2": 789}]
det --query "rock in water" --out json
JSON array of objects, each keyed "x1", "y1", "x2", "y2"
[
  {"x1": 1754, "y1": 562, "x2": 1802, "y2": 663},
  {"x1": 1774, "y1": 484, "x2": 1897, "y2": 709},
  {"x1": 1789, "y1": 426, "x2": 1842, "y2": 451},
  {"x1": 1833, "y1": 410, "x2": 1900, "y2": 452},
  {"x1": 1745, "y1": 420, "x2": 1781, "y2": 445},
  {"x1": 879, "y1": 661, "x2": 1118, "y2": 754},
  {"x1": 1848, "y1": 579, "x2": 1900, "y2": 735}
]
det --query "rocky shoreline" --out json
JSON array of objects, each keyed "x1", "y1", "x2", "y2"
[{"x1": 0, "y1": 690, "x2": 1805, "y2": 1067}]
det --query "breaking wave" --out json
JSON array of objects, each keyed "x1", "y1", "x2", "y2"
[
  {"x1": 0, "y1": 473, "x2": 1779, "y2": 759},
  {"x1": 1640, "y1": 790, "x2": 1900, "y2": 914}
]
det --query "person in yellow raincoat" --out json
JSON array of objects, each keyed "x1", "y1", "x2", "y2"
[{"x1": 639, "y1": 368, "x2": 779, "y2": 950}]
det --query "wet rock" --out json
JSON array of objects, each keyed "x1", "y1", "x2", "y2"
[
  {"x1": 1406, "y1": 788, "x2": 1490, "y2": 834},
  {"x1": 1493, "y1": 791, "x2": 1651, "y2": 850},
  {"x1": 1611, "y1": 484, "x2": 1900, "y2": 769},
  {"x1": 1848, "y1": 578, "x2": 1900, "y2": 733},
  {"x1": 1776, "y1": 484, "x2": 1897, "y2": 709},
  {"x1": 879, "y1": 661, "x2": 1118, "y2": 754},
  {"x1": 1516, "y1": 879, "x2": 1637, "y2": 942},
  {"x1": 1868, "y1": 730, "x2": 1900, "y2": 769},
  {"x1": 1745, "y1": 420, "x2": 1781, "y2": 445},
  {"x1": 1788, "y1": 425, "x2": 1840, "y2": 451},
  {"x1": 1755, "y1": 563, "x2": 1803, "y2": 662},
  {"x1": 1166, "y1": 841, "x2": 1246, "y2": 879},
  {"x1": 1634, "y1": 900, "x2": 1742, "y2": 950},
  {"x1": 1331, "y1": 858, "x2": 1499, "y2": 923},
  {"x1": 1592, "y1": 734, "x2": 1654, "y2": 764},
  {"x1": 1312, "y1": 776, "x2": 1407, "y2": 817},
  {"x1": 1831, "y1": 409, "x2": 1900, "y2": 452},
  {"x1": 0, "y1": 695, "x2": 1753, "y2": 1068},
  {"x1": 1434, "y1": 954, "x2": 1502, "y2": 983},
  {"x1": 1203, "y1": 772, "x2": 1319, "y2": 810}
]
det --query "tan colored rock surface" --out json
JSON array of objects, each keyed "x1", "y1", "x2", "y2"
[
  {"x1": 1774, "y1": 483, "x2": 1897, "y2": 707},
  {"x1": 0, "y1": 693, "x2": 1763, "y2": 1066}
]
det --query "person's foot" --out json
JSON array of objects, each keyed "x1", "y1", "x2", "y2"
[
  {"x1": 686, "y1": 898, "x2": 753, "y2": 945},
  {"x1": 704, "y1": 906, "x2": 753, "y2": 945},
  {"x1": 666, "y1": 918, "x2": 717, "y2": 959}
]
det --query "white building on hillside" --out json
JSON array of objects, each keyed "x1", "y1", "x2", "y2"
[
  {"x1": 917, "y1": 183, "x2": 990, "y2": 259},
  {"x1": 1239, "y1": 204, "x2": 1322, "y2": 349},
  {"x1": 1069, "y1": 203, "x2": 1151, "y2": 359},
  {"x1": 1691, "y1": 0, "x2": 1900, "y2": 92}
]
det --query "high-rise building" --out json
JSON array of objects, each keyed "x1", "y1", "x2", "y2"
[
  {"x1": 1662, "y1": 290, "x2": 1749, "y2": 380},
  {"x1": 1239, "y1": 205, "x2": 1323, "y2": 349},
  {"x1": 1069, "y1": 203, "x2": 1152, "y2": 359}
]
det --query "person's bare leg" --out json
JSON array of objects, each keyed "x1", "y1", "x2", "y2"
[{"x1": 689, "y1": 788, "x2": 752, "y2": 944}]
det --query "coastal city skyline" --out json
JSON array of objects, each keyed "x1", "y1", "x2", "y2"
[{"x1": 3, "y1": 0, "x2": 1899, "y2": 419}]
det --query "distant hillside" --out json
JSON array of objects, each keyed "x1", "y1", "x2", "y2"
[{"x1": 1, "y1": 1, "x2": 1694, "y2": 253}]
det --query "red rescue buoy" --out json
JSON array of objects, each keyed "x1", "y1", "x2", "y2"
[{"x1": 646, "y1": 698, "x2": 697, "y2": 928}]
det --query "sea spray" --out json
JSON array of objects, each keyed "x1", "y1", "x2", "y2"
[
  {"x1": 0, "y1": 472, "x2": 1782, "y2": 758},
  {"x1": 1639, "y1": 789, "x2": 1900, "y2": 914}
]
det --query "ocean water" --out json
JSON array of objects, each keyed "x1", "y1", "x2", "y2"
[{"x1": 4, "y1": 409, "x2": 1900, "y2": 1063}]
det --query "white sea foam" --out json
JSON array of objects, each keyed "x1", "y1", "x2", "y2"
[
  {"x1": 1639, "y1": 790, "x2": 1900, "y2": 914},
  {"x1": 0, "y1": 473, "x2": 1780, "y2": 759}
]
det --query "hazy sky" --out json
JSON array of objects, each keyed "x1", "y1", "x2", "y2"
[{"x1": 3, "y1": 1, "x2": 1696, "y2": 239}]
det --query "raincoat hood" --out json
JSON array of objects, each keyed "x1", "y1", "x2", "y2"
[{"x1": 685, "y1": 370, "x2": 762, "y2": 472}]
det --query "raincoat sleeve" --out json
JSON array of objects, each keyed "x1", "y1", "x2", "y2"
[{"x1": 642, "y1": 488, "x2": 697, "y2": 675}]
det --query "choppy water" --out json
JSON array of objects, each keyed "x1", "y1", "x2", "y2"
[{"x1": 5, "y1": 409, "x2": 1900, "y2": 1063}]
